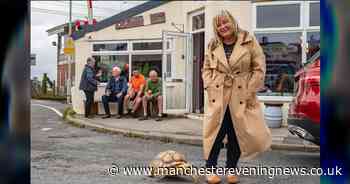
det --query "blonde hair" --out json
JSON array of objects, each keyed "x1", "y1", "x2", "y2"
[{"x1": 210, "y1": 10, "x2": 248, "y2": 51}]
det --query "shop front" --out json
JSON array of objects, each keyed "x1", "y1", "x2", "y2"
[
  {"x1": 70, "y1": 1, "x2": 319, "y2": 122},
  {"x1": 70, "y1": 1, "x2": 253, "y2": 115}
]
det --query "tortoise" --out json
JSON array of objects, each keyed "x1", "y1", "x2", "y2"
[{"x1": 149, "y1": 150, "x2": 199, "y2": 183}]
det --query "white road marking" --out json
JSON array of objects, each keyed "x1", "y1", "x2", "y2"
[
  {"x1": 32, "y1": 103, "x2": 63, "y2": 117},
  {"x1": 41, "y1": 128, "x2": 52, "y2": 131}
]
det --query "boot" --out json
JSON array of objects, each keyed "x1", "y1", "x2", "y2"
[
  {"x1": 206, "y1": 174, "x2": 221, "y2": 184},
  {"x1": 226, "y1": 175, "x2": 239, "y2": 184}
]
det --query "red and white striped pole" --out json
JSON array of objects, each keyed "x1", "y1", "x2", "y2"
[{"x1": 87, "y1": 0, "x2": 93, "y2": 24}]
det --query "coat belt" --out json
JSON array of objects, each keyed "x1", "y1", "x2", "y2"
[{"x1": 213, "y1": 69, "x2": 251, "y2": 87}]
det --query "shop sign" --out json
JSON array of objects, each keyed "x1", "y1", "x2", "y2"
[
  {"x1": 64, "y1": 37, "x2": 75, "y2": 55},
  {"x1": 115, "y1": 16, "x2": 144, "y2": 30},
  {"x1": 150, "y1": 12, "x2": 166, "y2": 24}
]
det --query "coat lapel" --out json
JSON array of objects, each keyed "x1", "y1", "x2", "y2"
[
  {"x1": 212, "y1": 44, "x2": 230, "y2": 72},
  {"x1": 211, "y1": 32, "x2": 253, "y2": 71},
  {"x1": 229, "y1": 32, "x2": 251, "y2": 67}
]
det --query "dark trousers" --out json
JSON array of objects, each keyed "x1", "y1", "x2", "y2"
[
  {"x1": 102, "y1": 94, "x2": 124, "y2": 115},
  {"x1": 206, "y1": 108, "x2": 241, "y2": 169},
  {"x1": 83, "y1": 90, "x2": 95, "y2": 117}
]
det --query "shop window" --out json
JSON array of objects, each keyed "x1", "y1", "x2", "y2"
[
  {"x1": 92, "y1": 55, "x2": 129, "y2": 82},
  {"x1": 132, "y1": 42, "x2": 162, "y2": 50},
  {"x1": 192, "y1": 13, "x2": 205, "y2": 31},
  {"x1": 256, "y1": 4, "x2": 300, "y2": 28},
  {"x1": 309, "y1": 2, "x2": 320, "y2": 27},
  {"x1": 307, "y1": 32, "x2": 320, "y2": 60},
  {"x1": 255, "y1": 32, "x2": 302, "y2": 95},
  {"x1": 131, "y1": 54, "x2": 162, "y2": 78},
  {"x1": 93, "y1": 43, "x2": 128, "y2": 52}
]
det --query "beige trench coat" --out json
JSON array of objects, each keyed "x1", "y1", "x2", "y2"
[{"x1": 202, "y1": 32, "x2": 272, "y2": 161}]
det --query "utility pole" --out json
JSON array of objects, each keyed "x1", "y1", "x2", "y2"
[
  {"x1": 67, "y1": 0, "x2": 72, "y2": 104},
  {"x1": 87, "y1": 0, "x2": 93, "y2": 24}
]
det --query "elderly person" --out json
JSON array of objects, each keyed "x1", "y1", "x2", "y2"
[
  {"x1": 139, "y1": 70, "x2": 163, "y2": 121},
  {"x1": 79, "y1": 57, "x2": 100, "y2": 118},
  {"x1": 123, "y1": 70, "x2": 146, "y2": 117},
  {"x1": 202, "y1": 10, "x2": 271, "y2": 184},
  {"x1": 101, "y1": 66, "x2": 128, "y2": 119}
]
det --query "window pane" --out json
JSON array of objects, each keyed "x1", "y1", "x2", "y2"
[
  {"x1": 192, "y1": 13, "x2": 205, "y2": 31},
  {"x1": 93, "y1": 43, "x2": 127, "y2": 52},
  {"x1": 256, "y1": 4, "x2": 300, "y2": 28},
  {"x1": 133, "y1": 42, "x2": 162, "y2": 50},
  {"x1": 92, "y1": 55, "x2": 129, "y2": 82},
  {"x1": 310, "y1": 2, "x2": 320, "y2": 26},
  {"x1": 131, "y1": 55, "x2": 162, "y2": 77},
  {"x1": 307, "y1": 32, "x2": 320, "y2": 60},
  {"x1": 255, "y1": 32, "x2": 302, "y2": 95},
  {"x1": 166, "y1": 54, "x2": 171, "y2": 78}
]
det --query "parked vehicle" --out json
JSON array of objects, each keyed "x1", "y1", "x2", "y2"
[{"x1": 288, "y1": 51, "x2": 320, "y2": 145}]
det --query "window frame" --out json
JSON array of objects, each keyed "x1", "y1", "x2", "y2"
[
  {"x1": 306, "y1": 1, "x2": 320, "y2": 29},
  {"x1": 91, "y1": 39, "x2": 174, "y2": 83},
  {"x1": 131, "y1": 40, "x2": 165, "y2": 52},
  {"x1": 188, "y1": 9, "x2": 205, "y2": 34},
  {"x1": 91, "y1": 41, "x2": 129, "y2": 55},
  {"x1": 253, "y1": 1, "x2": 320, "y2": 98},
  {"x1": 252, "y1": 1, "x2": 303, "y2": 31}
]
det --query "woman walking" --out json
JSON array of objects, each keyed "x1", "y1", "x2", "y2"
[{"x1": 202, "y1": 10, "x2": 271, "y2": 183}]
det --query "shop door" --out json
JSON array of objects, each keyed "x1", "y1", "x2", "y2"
[{"x1": 162, "y1": 31, "x2": 193, "y2": 114}]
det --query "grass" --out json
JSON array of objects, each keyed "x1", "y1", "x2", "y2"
[
  {"x1": 63, "y1": 107, "x2": 76, "y2": 120},
  {"x1": 32, "y1": 94, "x2": 67, "y2": 101}
]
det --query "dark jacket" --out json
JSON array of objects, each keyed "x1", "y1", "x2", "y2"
[
  {"x1": 79, "y1": 64, "x2": 98, "y2": 92},
  {"x1": 105, "y1": 76, "x2": 128, "y2": 96}
]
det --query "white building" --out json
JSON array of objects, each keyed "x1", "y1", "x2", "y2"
[{"x1": 69, "y1": 1, "x2": 320, "y2": 121}]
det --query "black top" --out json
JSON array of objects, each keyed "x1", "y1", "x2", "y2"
[
  {"x1": 79, "y1": 64, "x2": 99, "y2": 92},
  {"x1": 223, "y1": 42, "x2": 235, "y2": 60}
]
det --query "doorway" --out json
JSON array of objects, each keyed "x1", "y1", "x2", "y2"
[{"x1": 192, "y1": 31, "x2": 204, "y2": 113}]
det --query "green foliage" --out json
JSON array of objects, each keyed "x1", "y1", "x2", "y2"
[
  {"x1": 32, "y1": 94, "x2": 66, "y2": 101},
  {"x1": 141, "y1": 63, "x2": 150, "y2": 77},
  {"x1": 41, "y1": 73, "x2": 48, "y2": 94},
  {"x1": 63, "y1": 107, "x2": 76, "y2": 120}
]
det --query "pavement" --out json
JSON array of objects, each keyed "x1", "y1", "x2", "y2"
[{"x1": 65, "y1": 112, "x2": 319, "y2": 153}]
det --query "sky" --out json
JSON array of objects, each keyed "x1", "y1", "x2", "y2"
[{"x1": 30, "y1": 1, "x2": 145, "y2": 81}]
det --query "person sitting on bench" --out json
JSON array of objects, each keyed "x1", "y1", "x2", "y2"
[
  {"x1": 123, "y1": 70, "x2": 146, "y2": 117},
  {"x1": 139, "y1": 70, "x2": 163, "y2": 121},
  {"x1": 102, "y1": 66, "x2": 128, "y2": 119}
]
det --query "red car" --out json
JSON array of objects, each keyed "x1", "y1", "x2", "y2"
[{"x1": 288, "y1": 51, "x2": 320, "y2": 145}]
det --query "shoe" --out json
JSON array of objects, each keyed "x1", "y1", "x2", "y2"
[
  {"x1": 155, "y1": 115, "x2": 163, "y2": 121},
  {"x1": 206, "y1": 175, "x2": 221, "y2": 184},
  {"x1": 86, "y1": 115, "x2": 95, "y2": 119},
  {"x1": 102, "y1": 115, "x2": 111, "y2": 119},
  {"x1": 115, "y1": 114, "x2": 122, "y2": 119},
  {"x1": 139, "y1": 116, "x2": 148, "y2": 121},
  {"x1": 131, "y1": 112, "x2": 138, "y2": 118},
  {"x1": 226, "y1": 175, "x2": 239, "y2": 184}
]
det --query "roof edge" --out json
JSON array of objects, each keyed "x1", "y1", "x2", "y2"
[{"x1": 72, "y1": 1, "x2": 169, "y2": 40}]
